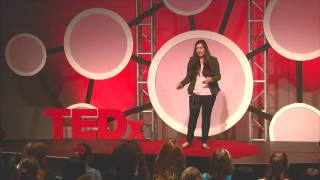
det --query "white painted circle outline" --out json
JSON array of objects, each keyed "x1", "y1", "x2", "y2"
[
  {"x1": 269, "y1": 103, "x2": 320, "y2": 141},
  {"x1": 264, "y1": 0, "x2": 320, "y2": 61},
  {"x1": 67, "y1": 103, "x2": 98, "y2": 118},
  {"x1": 5, "y1": 33, "x2": 47, "y2": 76},
  {"x1": 163, "y1": 0, "x2": 212, "y2": 16},
  {"x1": 64, "y1": 8, "x2": 133, "y2": 80},
  {"x1": 67, "y1": 103, "x2": 97, "y2": 109},
  {"x1": 148, "y1": 30, "x2": 253, "y2": 136}
]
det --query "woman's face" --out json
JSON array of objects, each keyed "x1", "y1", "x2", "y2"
[{"x1": 196, "y1": 43, "x2": 205, "y2": 58}]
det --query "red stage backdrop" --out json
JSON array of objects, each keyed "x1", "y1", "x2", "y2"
[{"x1": 0, "y1": 0, "x2": 319, "y2": 139}]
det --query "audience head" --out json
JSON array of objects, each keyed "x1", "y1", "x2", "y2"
[
  {"x1": 154, "y1": 139, "x2": 186, "y2": 179},
  {"x1": 22, "y1": 142, "x2": 47, "y2": 168},
  {"x1": 111, "y1": 140, "x2": 140, "y2": 178},
  {"x1": 181, "y1": 166, "x2": 202, "y2": 180},
  {"x1": 299, "y1": 167, "x2": 320, "y2": 180},
  {"x1": 265, "y1": 151, "x2": 288, "y2": 180},
  {"x1": 16, "y1": 157, "x2": 40, "y2": 180},
  {"x1": 62, "y1": 156, "x2": 86, "y2": 180},
  {"x1": 73, "y1": 143, "x2": 93, "y2": 163},
  {"x1": 125, "y1": 141, "x2": 150, "y2": 180},
  {"x1": 208, "y1": 148, "x2": 234, "y2": 180}
]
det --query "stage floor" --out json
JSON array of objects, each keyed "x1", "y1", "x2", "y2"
[{"x1": 1, "y1": 139, "x2": 319, "y2": 164}]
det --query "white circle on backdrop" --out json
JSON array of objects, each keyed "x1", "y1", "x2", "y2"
[
  {"x1": 270, "y1": 103, "x2": 320, "y2": 142},
  {"x1": 148, "y1": 30, "x2": 253, "y2": 136},
  {"x1": 163, "y1": 0, "x2": 212, "y2": 16},
  {"x1": 67, "y1": 103, "x2": 98, "y2": 118},
  {"x1": 64, "y1": 103, "x2": 98, "y2": 138},
  {"x1": 264, "y1": 0, "x2": 320, "y2": 60},
  {"x1": 64, "y1": 8, "x2": 133, "y2": 80},
  {"x1": 67, "y1": 103, "x2": 97, "y2": 109},
  {"x1": 5, "y1": 33, "x2": 46, "y2": 76}
]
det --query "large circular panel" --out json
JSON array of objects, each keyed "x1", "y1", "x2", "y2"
[
  {"x1": 264, "y1": 0, "x2": 320, "y2": 60},
  {"x1": 5, "y1": 33, "x2": 46, "y2": 76},
  {"x1": 163, "y1": 0, "x2": 212, "y2": 16},
  {"x1": 270, "y1": 103, "x2": 320, "y2": 142},
  {"x1": 64, "y1": 8, "x2": 133, "y2": 80}
]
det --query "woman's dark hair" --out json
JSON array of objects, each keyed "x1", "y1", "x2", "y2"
[
  {"x1": 153, "y1": 139, "x2": 186, "y2": 179},
  {"x1": 111, "y1": 141, "x2": 140, "y2": 178},
  {"x1": 265, "y1": 151, "x2": 288, "y2": 180},
  {"x1": 189, "y1": 39, "x2": 214, "y2": 78},
  {"x1": 208, "y1": 148, "x2": 234, "y2": 180},
  {"x1": 126, "y1": 141, "x2": 150, "y2": 180}
]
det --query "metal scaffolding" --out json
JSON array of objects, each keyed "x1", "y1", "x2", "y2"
[
  {"x1": 248, "y1": 0, "x2": 269, "y2": 141},
  {"x1": 136, "y1": 0, "x2": 157, "y2": 139}
]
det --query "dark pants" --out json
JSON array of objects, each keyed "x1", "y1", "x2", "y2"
[{"x1": 187, "y1": 93, "x2": 216, "y2": 143}]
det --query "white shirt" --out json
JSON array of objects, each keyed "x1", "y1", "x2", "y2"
[{"x1": 193, "y1": 63, "x2": 211, "y2": 96}]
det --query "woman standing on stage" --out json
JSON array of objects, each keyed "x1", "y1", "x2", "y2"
[{"x1": 176, "y1": 39, "x2": 221, "y2": 150}]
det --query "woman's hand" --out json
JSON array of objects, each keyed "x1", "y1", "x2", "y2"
[
  {"x1": 202, "y1": 77, "x2": 213, "y2": 84},
  {"x1": 176, "y1": 83, "x2": 184, "y2": 90}
]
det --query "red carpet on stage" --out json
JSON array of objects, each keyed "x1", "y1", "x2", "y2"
[{"x1": 136, "y1": 140, "x2": 261, "y2": 158}]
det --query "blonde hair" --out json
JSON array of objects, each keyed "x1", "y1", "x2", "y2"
[{"x1": 181, "y1": 166, "x2": 202, "y2": 180}]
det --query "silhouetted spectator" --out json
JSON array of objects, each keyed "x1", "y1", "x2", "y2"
[
  {"x1": 62, "y1": 156, "x2": 86, "y2": 180},
  {"x1": 16, "y1": 157, "x2": 43, "y2": 180},
  {"x1": 22, "y1": 142, "x2": 57, "y2": 180},
  {"x1": 181, "y1": 166, "x2": 202, "y2": 180},
  {"x1": 202, "y1": 148, "x2": 234, "y2": 180},
  {"x1": 153, "y1": 139, "x2": 186, "y2": 180},
  {"x1": 111, "y1": 141, "x2": 141, "y2": 180},
  {"x1": 126, "y1": 141, "x2": 150, "y2": 180},
  {"x1": 297, "y1": 167, "x2": 319, "y2": 180},
  {"x1": 259, "y1": 151, "x2": 289, "y2": 180},
  {"x1": 73, "y1": 143, "x2": 102, "y2": 180}
]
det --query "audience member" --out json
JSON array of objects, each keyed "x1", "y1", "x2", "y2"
[
  {"x1": 126, "y1": 141, "x2": 151, "y2": 180},
  {"x1": 62, "y1": 156, "x2": 86, "y2": 180},
  {"x1": 73, "y1": 143, "x2": 102, "y2": 180},
  {"x1": 181, "y1": 166, "x2": 202, "y2": 180},
  {"x1": 16, "y1": 157, "x2": 43, "y2": 180},
  {"x1": 202, "y1": 148, "x2": 234, "y2": 180},
  {"x1": 153, "y1": 139, "x2": 186, "y2": 180},
  {"x1": 111, "y1": 141, "x2": 141, "y2": 180},
  {"x1": 22, "y1": 142, "x2": 57, "y2": 180},
  {"x1": 259, "y1": 151, "x2": 289, "y2": 180},
  {"x1": 297, "y1": 167, "x2": 319, "y2": 180}
]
